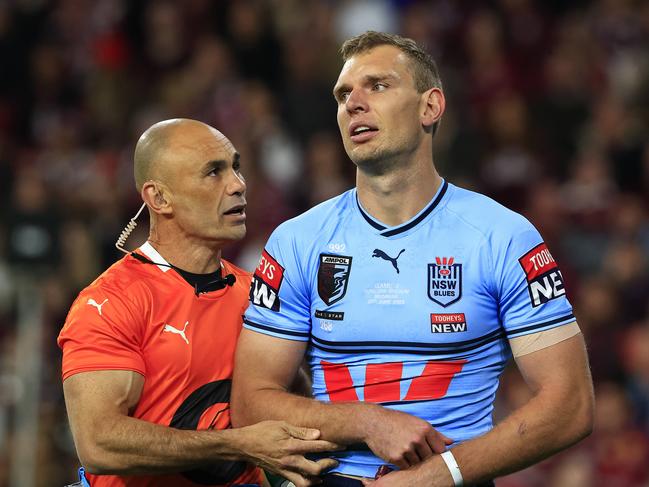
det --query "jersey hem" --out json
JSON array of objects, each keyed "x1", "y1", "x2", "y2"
[
  {"x1": 505, "y1": 312, "x2": 575, "y2": 339},
  {"x1": 242, "y1": 318, "x2": 310, "y2": 341},
  {"x1": 62, "y1": 365, "x2": 146, "y2": 381}
]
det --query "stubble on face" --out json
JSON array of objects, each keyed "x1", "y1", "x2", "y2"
[{"x1": 348, "y1": 140, "x2": 413, "y2": 177}]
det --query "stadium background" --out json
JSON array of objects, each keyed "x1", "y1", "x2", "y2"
[{"x1": 1, "y1": 0, "x2": 648, "y2": 485}]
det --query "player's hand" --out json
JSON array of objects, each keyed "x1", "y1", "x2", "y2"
[
  {"x1": 361, "y1": 468, "x2": 415, "y2": 487},
  {"x1": 238, "y1": 420, "x2": 341, "y2": 487},
  {"x1": 363, "y1": 406, "x2": 452, "y2": 469},
  {"x1": 360, "y1": 462, "x2": 434, "y2": 487}
]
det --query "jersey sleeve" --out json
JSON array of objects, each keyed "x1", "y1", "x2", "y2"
[
  {"x1": 492, "y1": 218, "x2": 575, "y2": 339},
  {"x1": 244, "y1": 224, "x2": 312, "y2": 341},
  {"x1": 58, "y1": 284, "x2": 147, "y2": 380}
]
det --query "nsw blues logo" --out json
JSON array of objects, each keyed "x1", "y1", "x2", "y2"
[
  {"x1": 318, "y1": 254, "x2": 352, "y2": 305},
  {"x1": 428, "y1": 256, "x2": 462, "y2": 307}
]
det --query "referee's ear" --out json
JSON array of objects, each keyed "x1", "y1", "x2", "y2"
[{"x1": 141, "y1": 180, "x2": 172, "y2": 215}]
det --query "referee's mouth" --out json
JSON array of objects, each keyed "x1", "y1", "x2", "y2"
[{"x1": 223, "y1": 204, "x2": 246, "y2": 221}]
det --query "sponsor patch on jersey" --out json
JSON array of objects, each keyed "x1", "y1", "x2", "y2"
[
  {"x1": 315, "y1": 310, "x2": 345, "y2": 321},
  {"x1": 317, "y1": 254, "x2": 352, "y2": 305},
  {"x1": 430, "y1": 313, "x2": 467, "y2": 333},
  {"x1": 249, "y1": 249, "x2": 284, "y2": 311},
  {"x1": 518, "y1": 243, "x2": 566, "y2": 307},
  {"x1": 427, "y1": 257, "x2": 462, "y2": 307}
]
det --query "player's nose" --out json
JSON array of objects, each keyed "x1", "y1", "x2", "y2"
[{"x1": 346, "y1": 88, "x2": 369, "y2": 114}]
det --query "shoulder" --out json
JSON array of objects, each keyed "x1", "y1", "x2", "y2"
[
  {"x1": 222, "y1": 259, "x2": 252, "y2": 289},
  {"x1": 270, "y1": 190, "x2": 354, "y2": 244},
  {"x1": 69, "y1": 255, "x2": 154, "y2": 317},
  {"x1": 445, "y1": 183, "x2": 537, "y2": 242},
  {"x1": 222, "y1": 259, "x2": 250, "y2": 278},
  {"x1": 60, "y1": 256, "x2": 153, "y2": 349}
]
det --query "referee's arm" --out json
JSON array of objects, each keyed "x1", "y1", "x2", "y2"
[{"x1": 64, "y1": 369, "x2": 338, "y2": 482}]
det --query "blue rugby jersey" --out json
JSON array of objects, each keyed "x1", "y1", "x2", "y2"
[{"x1": 244, "y1": 180, "x2": 575, "y2": 478}]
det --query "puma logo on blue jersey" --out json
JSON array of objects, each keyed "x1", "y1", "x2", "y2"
[{"x1": 372, "y1": 249, "x2": 405, "y2": 274}]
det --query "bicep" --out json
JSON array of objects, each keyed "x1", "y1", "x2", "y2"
[
  {"x1": 512, "y1": 328, "x2": 595, "y2": 443},
  {"x1": 513, "y1": 329, "x2": 592, "y2": 396},
  {"x1": 63, "y1": 370, "x2": 144, "y2": 449},
  {"x1": 233, "y1": 328, "x2": 308, "y2": 395}
]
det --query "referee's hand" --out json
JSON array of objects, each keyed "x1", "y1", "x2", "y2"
[{"x1": 238, "y1": 420, "x2": 341, "y2": 487}]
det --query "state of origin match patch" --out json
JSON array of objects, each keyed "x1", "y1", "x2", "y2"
[
  {"x1": 317, "y1": 254, "x2": 352, "y2": 306},
  {"x1": 518, "y1": 243, "x2": 566, "y2": 307}
]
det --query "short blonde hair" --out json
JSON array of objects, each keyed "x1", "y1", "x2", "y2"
[{"x1": 341, "y1": 31, "x2": 442, "y2": 93}]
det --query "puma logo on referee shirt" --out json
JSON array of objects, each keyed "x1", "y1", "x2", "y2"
[
  {"x1": 87, "y1": 298, "x2": 108, "y2": 316},
  {"x1": 163, "y1": 321, "x2": 190, "y2": 345},
  {"x1": 372, "y1": 249, "x2": 405, "y2": 274}
]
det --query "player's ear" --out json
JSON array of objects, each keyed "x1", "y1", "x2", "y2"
[
  {"x1": 142, "y1": 181, "x2": 172, "y2": 215},
  {"x1": 421, "y1": 87, "x2": 445, "y2": 130}
]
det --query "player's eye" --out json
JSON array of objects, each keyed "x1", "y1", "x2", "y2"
[
  {"x1": 372, "y1": 82, "x2": 387, "y2": 92},
  {"x1": 337, "y1": 91, "x2": 350, "y2": 103}
]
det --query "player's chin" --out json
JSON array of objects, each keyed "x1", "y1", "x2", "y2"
[{"x1": 351, "y1": 149, "x2": 386, "y2": 170}]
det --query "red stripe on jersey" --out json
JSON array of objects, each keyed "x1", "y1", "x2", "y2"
[
  {"x1": 404, "y1": 360, "x2": 466, "y2": 401},
  {"x1": 321, "y1": 360, "x2": 359, "y2": 402},
  {"x1": 364, "y1": 362, "x2": 403, "y2": 403}
]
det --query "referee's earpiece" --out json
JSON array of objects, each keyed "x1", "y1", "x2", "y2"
[
  {"x1": 155, "y1": 190, "x2": 166, "y2": 205},
  {"x1": 142, "y1": 180, "x2": 171, "y2": 213},
  {"x1": 115, "y1": 202, "x2": 147, "y2": 254}
]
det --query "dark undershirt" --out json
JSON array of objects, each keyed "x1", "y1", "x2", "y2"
[
  {"x1": 130, "y1": 252, "x2": 231, "y2": 294},
  {"x1": 172, "y1": 266, "x2": 226, "y2": 294}
]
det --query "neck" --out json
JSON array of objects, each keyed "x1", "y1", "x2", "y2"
[
  {"x1": 356, "y1": 156, "x2": 441, "y2": 227},
  {"x1": 147, "y1": 225, "x2": 222, "y2": 274}
]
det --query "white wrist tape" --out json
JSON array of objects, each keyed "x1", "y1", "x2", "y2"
[{"x1": 441, "y1": 450, "x2": 464, "y2": 487}]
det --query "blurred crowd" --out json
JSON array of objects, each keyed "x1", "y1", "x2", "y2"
[{"x1": 0, "y1": 0, "x2": 648, "y2": 485}]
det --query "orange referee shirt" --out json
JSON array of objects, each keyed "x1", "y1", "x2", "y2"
[{"x1": 58, "y1": 242, "x2": 263, "y2": 487}]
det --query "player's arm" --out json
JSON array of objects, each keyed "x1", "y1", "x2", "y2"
[
  {"x1": 231, "y1": 329, "x2": 452, "y2": 470},
  {"x1": 290, "y1": 360, "x2": 313, "y2": 397},
  {"x1": 64, "y1": 369, "x2": 339, "y2": 485},
  {"x1": 364, "y1": 328, "x2": 594, "y2": 486}
]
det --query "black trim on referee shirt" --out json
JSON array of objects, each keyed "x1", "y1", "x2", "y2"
[{"x1": 355, "y1": 180, "x2": 449, "y2": 237}]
